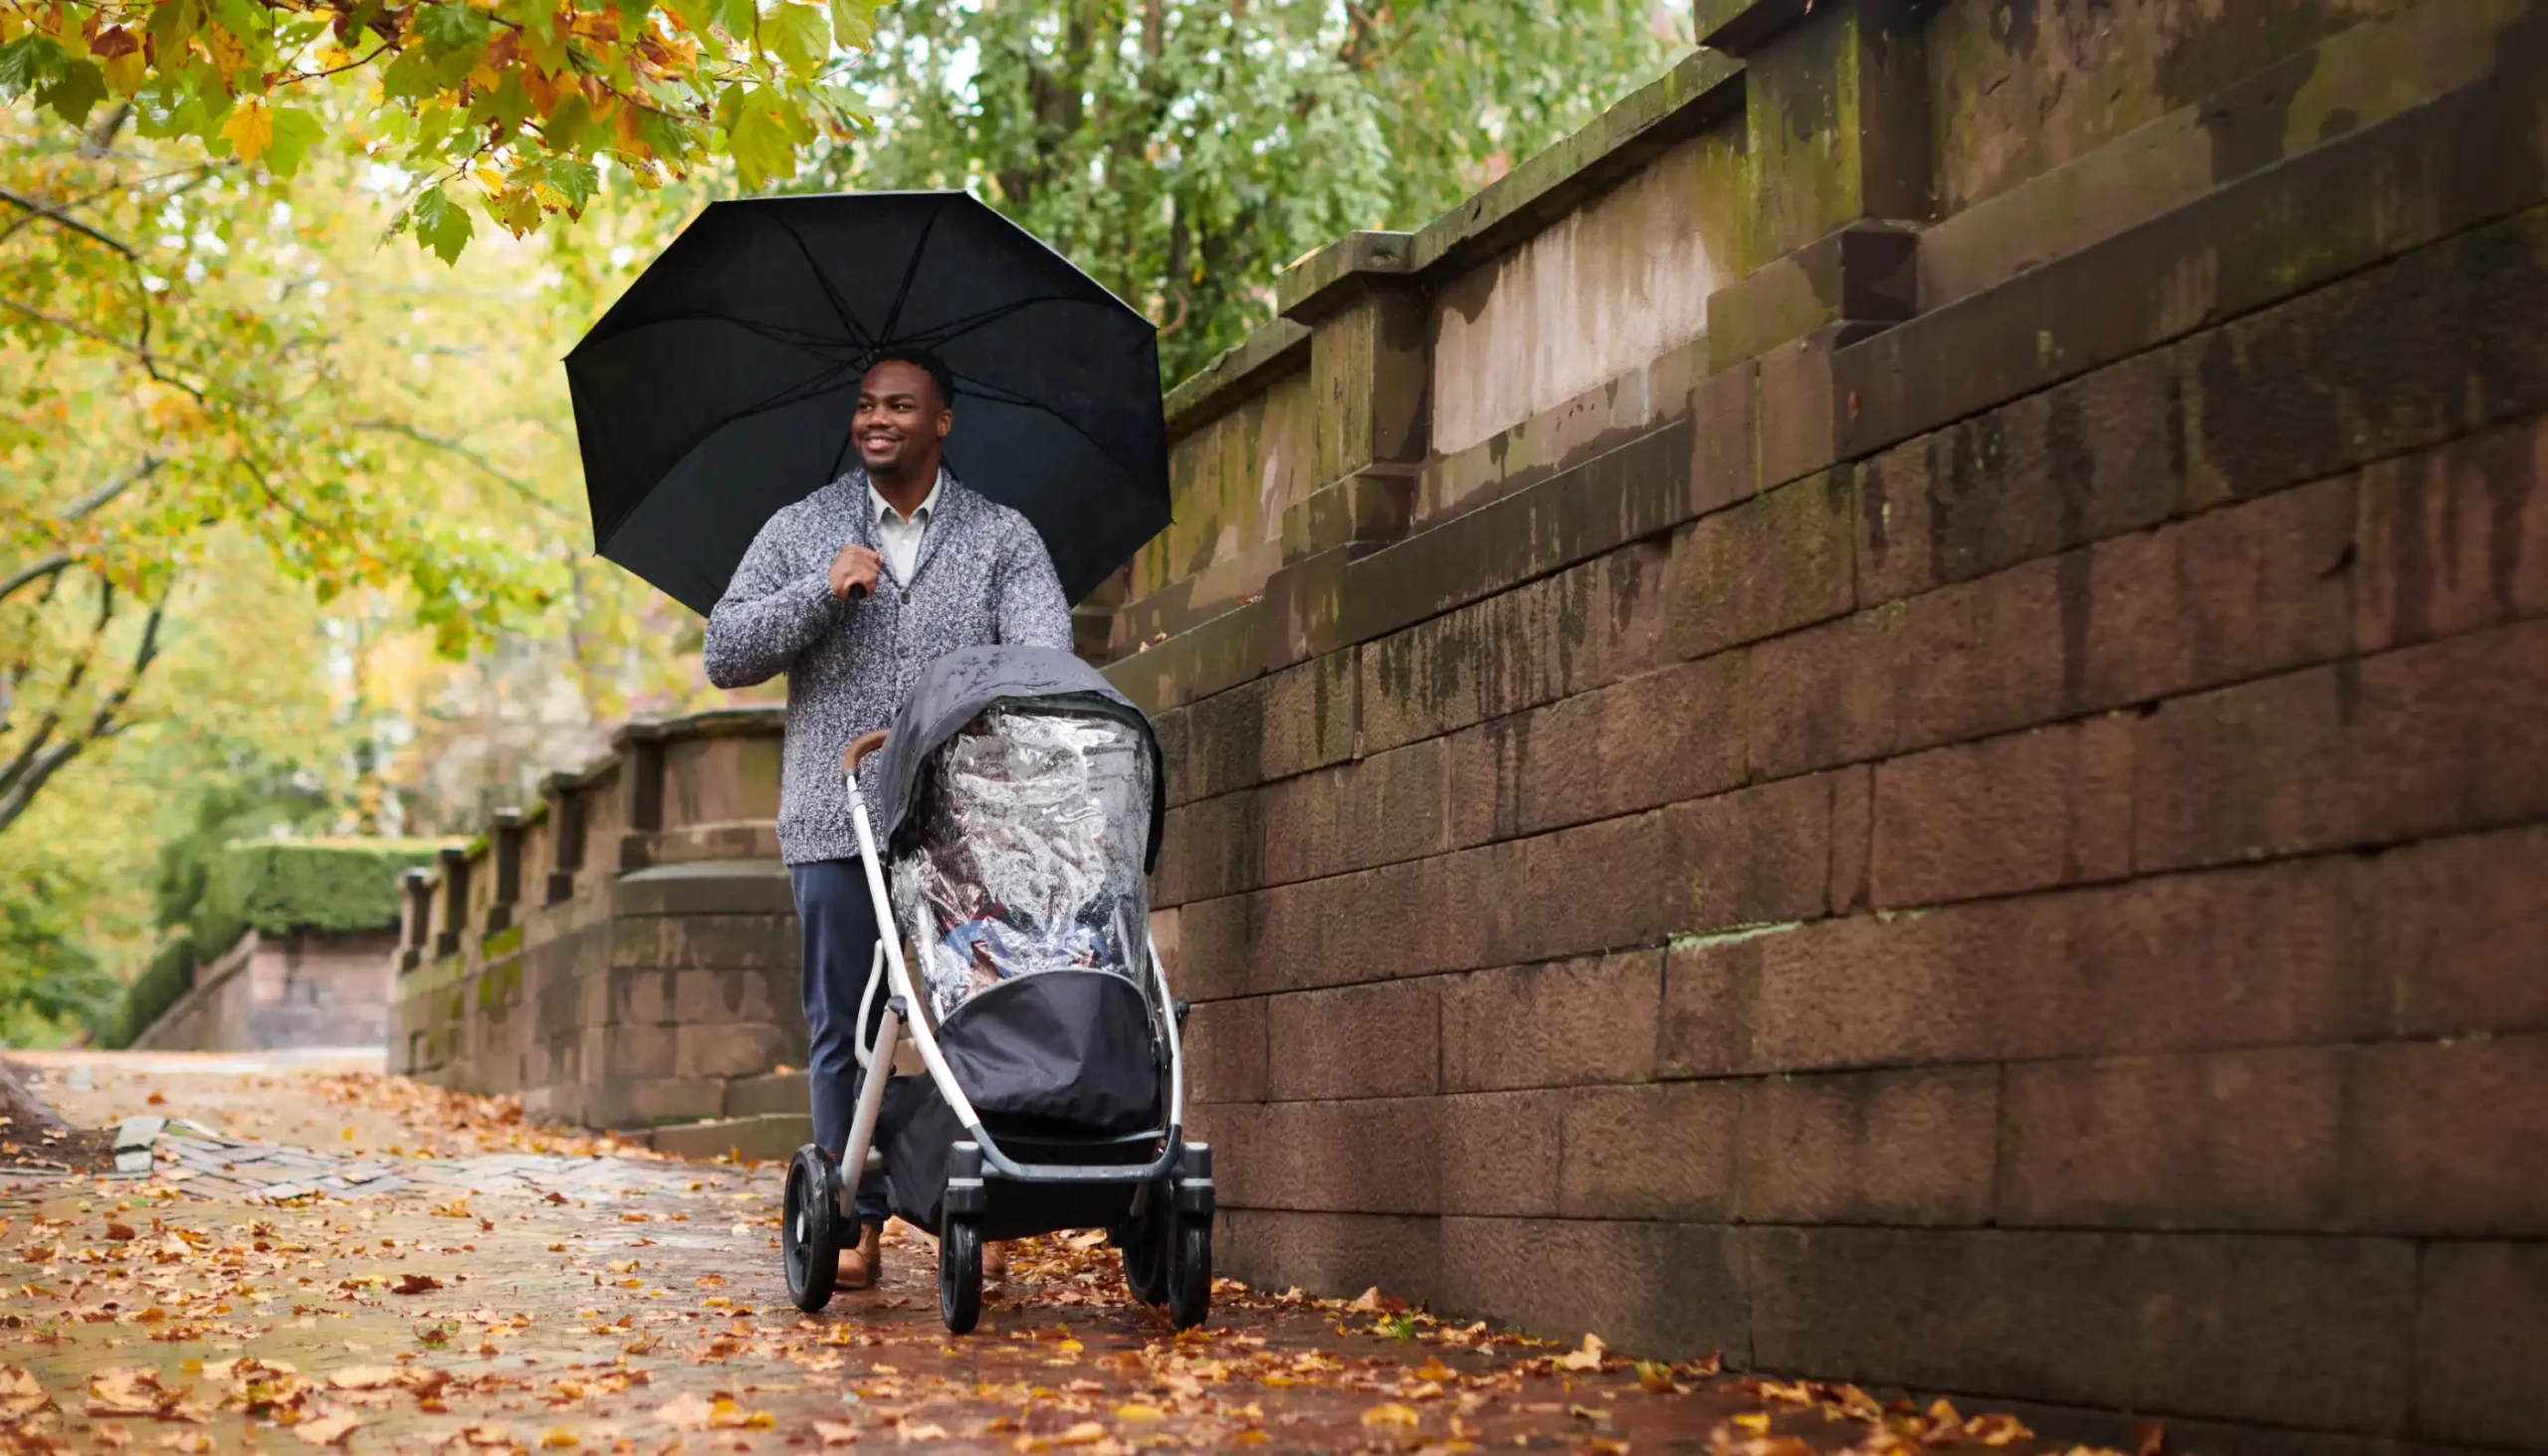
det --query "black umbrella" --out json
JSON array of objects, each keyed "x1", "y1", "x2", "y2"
[{"x1": 565, "y1": 191, "x2": 1170, "y2": 615}]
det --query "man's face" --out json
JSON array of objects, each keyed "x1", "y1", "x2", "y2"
[{"x1": 854, "y1": 360, "x2": 952, "y2": 476}]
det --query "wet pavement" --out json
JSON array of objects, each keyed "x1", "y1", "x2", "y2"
[{"x1": 0, "y1": 1052, "x2": 2120, "y2": 1456}]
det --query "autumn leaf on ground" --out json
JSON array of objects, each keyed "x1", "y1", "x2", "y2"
[
  {"x1": 295, "y1": 1413, "x2": 360, "y2": 1446},
  {"x1": 88, "y1": 1367, "x2": 182, "y2": 1417},
  {"x1": 654, "y1": 1392, "x2": 716, "y2": 1431},
  {"x1": 158, "y1": 1434, "x2": 212, "y2": 1454},
  {"x1": 0, "y1": 1365, "x2": 49, "y2": 1418},
  {"x1": 1634, "y1": 1360, "x2": 1681, "y2": 1395},
  {"x1": 327, "y1": 1367, "x2": 402, "y2": 1390},
  {"x1": 1346, "y1": 1287, "x2": 1383, "y2": 1312},
  {"x1": 393, "y1": 1273, "x2": 443, "y2": 1295},
  {"x1": 538, "y1": 1428, "x2": 579, "y2": 1448},
  {"x1": 1361, "y1": 1403, "x2": 1420, "y2": 1429},
  {"x1": 1562, "y1": 1334, "x2": 1607, "y2": 1371},
  {"x1": 810, "y1": 1420, "x2": 859, "y2": 1446}
]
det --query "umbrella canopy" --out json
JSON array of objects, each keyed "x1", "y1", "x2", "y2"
[{"x1": 565, "y1": 191, "x2": 1169, "y2": 615}]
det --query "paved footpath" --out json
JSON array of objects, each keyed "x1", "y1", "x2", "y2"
[{"x1": 0, "y1": 1052, "x2": 2127, "y2": 1456}]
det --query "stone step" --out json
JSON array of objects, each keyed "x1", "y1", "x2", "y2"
[
  {"x1": 724, "y1": 1071, "x2": 809, "y2": 1119},
  {"x1": 650, "y1": 1113, "x2": 813, "y2": 1164}
]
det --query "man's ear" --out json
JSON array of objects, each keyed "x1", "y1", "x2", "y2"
[{"x1": 935, "y1": 407, "x2": 953, "y2": 441}]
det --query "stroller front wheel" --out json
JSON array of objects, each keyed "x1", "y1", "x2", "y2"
[
  {"x1": 1118, "y1": 1196, "x2": 1170, "y2": 1306},
  {"x1": 783, "y1": 1145, "x2": 841, "y2": 1314},
  {"x1": 1168, "y1": 1213, "x2": 1210, "y2": 1331},
  {"x1": 939, "y1": 1213, "x2": 983, "y2": 1335}
]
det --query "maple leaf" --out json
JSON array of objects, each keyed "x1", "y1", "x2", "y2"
[
  {"x1": 1561, "y1": 1334, "x2": 1607, "y2": 1371},
  {"x1": 294, "y1": 1413, "x2": 360, "y2": 1446},
  {"x1": 392, "y1": 1273, "x2": 442, "y2": 1295}
]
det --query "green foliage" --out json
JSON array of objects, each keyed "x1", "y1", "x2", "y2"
[
  {"x1": 101, "y1": 837, "x2": 446, "y2": 1049},
  {"x1": 195, "y1": 839, "x2": 448, "y2": 951},
  {"x1": 826, "y1": 0, "x2": 1691, "y2": 380},
  {"x1": 0, "y1": 864, "x2": 120, "y2": 1044}
]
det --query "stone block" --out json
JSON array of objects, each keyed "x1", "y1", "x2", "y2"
[
  {"x1": 2358, "y1": 821, "x2": 2548, "y2": 1039},
  {"x1": 611, "y1": 861, "x2": 794, "y2": 919},
  {"x1": 2072, "y1": 472, "x2": 2357, "y2": 710},
  {"x1": 1439, "y1": 1091, "x2": 1563, "y2": 1218},
  {"x1": 2414, "y1": 1241, "x2": 2548, "y2": 1448},
  {"x1": 1826, "y1": 763, "x2": 1871, "y2": 914},
  {"x1": 1437, "y1": 1218, "x2": 1747, "y2": 1358},
  {"x1": 1996, "y1": 1049, "x2": 2345, "y2": 1231},
  {"x1": 1665, "y1": 468, "x2": 1858, "y2": 659},
  {"x1": 674, "y1": 1020, "x2": 799, "y2": 1081},
  {"x1": 1511, "y1": 811, "x2": 1678, "y2": 964},
  {"x1": 2132, "y1": 618, "x2": 2548, "y2": 872},
  {"x1": 2355, "y1": 412, "x2": 2548, "y2": 654},
  {"x1": 1556, "y1": 1081, "x2": 1740, "y2": 1221},
  {"x1": 1440, "y1": 951, "x2": 1662, "y2": 1092},
  {"x1": 671, "y1": 966, "x2": 794, "y2": 1026},
  {"x1": 2350, "y1": 1034, "x2": 2548, "y2": 1237},
  {"x1": 1257, "y1": 649, "x2": 1360, "y2": 782},
  {"x1": 1217, "y1": 1210, "x2": 1441, "y2": 1307},
  {"x1": 1852, "y1": 350, "x2": 2186, "y2": 605},
  {"x1": 1504, "y1": 653, "x2": 1750, "y2": 839},
  {"x1": 1662, "y1": 772, "x2": 1833, "y2": 933},
  {"x1": 2179, "y1": 205, "x2": 2548, "y2": 512},
  {"x1": 1359, "y1": 535, "x2": 1674, "y2": 753},
  {"x1": 1746, "y1": 1227, "x2": 2415, "y2": 1433},
  {"x1": 1257, "y1": 736, "x2": 1447, "y2": 888},
  {"x1": 1182, "y1": 996, "x2": 1267, "y2": 1106},
  {"x1": 599, "y1": 1022, "x2": 677, "y2": 1080},
  {"x1": 1740, "y1": 1066, "x2": 1999, "y2": 1226},
  {"x1": 1869, "y1": 715, "x2": 2136, "y2": 908},
  {"x1": 578, "y1": 1077, "x2": 729, "y2": 1130},
  {"x1": 1264, "y1": 979, "x2": 1440, "y2": 1102},
  {"x1": 1240, "y1": 1097, "x2": 1442, "y2": 1215},
  {"x1": 606, "y1": 965, "x2": 677, "y2": 1026},
  {"x1": 1747, "y1": 558, "x2": 2069, "y2": 779},
  {"x1": 1688, "y1": 360, "x2": 1759, "y2": 517}
]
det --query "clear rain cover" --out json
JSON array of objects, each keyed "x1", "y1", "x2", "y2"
[{"x1": 891, "y1": 707, "x2": 1155, "y2": 1023}]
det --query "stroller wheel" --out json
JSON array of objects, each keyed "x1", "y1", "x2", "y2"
[
  {"x1": 1167, "y1": 1212, "x2": 1210, "y2": 1331},
  {"x1": 939, "y1": 1213, "x2": 982, "y2": 1335},
  {"x1": 1118, "y1": 1198, "x2": 1170, "y2": 1306},
  {"x1": 783, "y1": 1146, "x2": 840, "y2": 1314}
]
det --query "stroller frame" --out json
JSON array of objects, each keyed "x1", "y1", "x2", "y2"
[{"x1": 780, "y1": 728, "x2": 1215, "y2": 1334}]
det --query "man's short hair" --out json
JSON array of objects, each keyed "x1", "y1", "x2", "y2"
[{"x1": 864, "y1": 345, "x2": 956, "y2": 410}]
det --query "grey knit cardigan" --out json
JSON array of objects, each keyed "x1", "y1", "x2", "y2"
[{"x1": 702, "y1": 468, "x2": 1073, "y2": 865}]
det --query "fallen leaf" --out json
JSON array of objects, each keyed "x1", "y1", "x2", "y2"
[
  {"x1": 1054, "y1": 1423, "x2": 1106, "y2": 1446},
  {"x1": 1362, "y1": 1403, "x2": 1420, "y2": 1429},
  {"x1": 1731, "y1": 1412, "x2": 1771, "y2": 1435},
  {"x1": 328, "y1": 1367, "x2": 402, "y2": 1390},
  {"x1": 1634, "y1": 1360, "x2": 1680, "y2": 1395},
  {"x1": 899, "y1": 1421, "x2": 949, "y2": 1441},
  {"x1": 392, "y1": 1274, "x2": 443, "y2": 1295},
  {"x1": 98, "y1": 1422, "x2": 133, "y2": 1448},
  {"x1": 655, "y1": 1392, "x2": 717, "y2": 1431},
  {"x1": 538, "y1": 1428, "x2": 580, "y2": 1449},
  {"x1": 159, "y1": 1435, "x2": 213, "y2": 1454},
  {"x1": 463, "y1": 1423, "x2": 512, "y2": 1447},
  {"x1": 1561, "y1": 1334, "x2": 1607, "y2": 1372},
  {"x1": 1346, "y1": 1287, "x2": 1383, "y2": 1313},
  {"x1": 296, "y1": 1413, "x2": 361, "y2": 1446},
  {"x1": 106, "y1": 1222, "x2": 138, "y2": 1242},
  {"x1": 1112, "y1": 1402, "x2": 1163, "y2": 1422},
  {"x1": 811, "y1": 1419, "x2": 859, "y2": 1446},
  {"x1": 0, "y1": 1364, "x2": 47, "y2": 1418}
]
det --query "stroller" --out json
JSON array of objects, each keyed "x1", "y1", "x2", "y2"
[{"x1": 780, "y1": 645, "x2": 1213, "y2": 1334}]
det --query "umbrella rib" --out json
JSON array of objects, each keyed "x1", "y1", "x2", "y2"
[
  {"x1": 872, "y1": 201, "x2": 946, "y2": 346},
  {"x1": 899, "y1": 293, "x2": 1104, "y2": 351},
  {"x1": 764, "y1": 212, "x2": 873, "y2": 348},
  {"x1": 945, "y1": 369, "x2": 1157, "y2": 489},
  {"x1": 590, "y1": 361, "x2": 861, "y2": 549},
  {"x1": 591, "y1": 308, "x2": 863, "y2": 359}
]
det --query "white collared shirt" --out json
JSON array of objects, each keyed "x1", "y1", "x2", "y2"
[{"x1": 868, "y1": 471, "x2": 945, "y2": 587}]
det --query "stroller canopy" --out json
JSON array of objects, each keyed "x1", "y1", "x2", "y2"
[{"x1": 873, "y1": 645, "x2": 1165, "y2": 872}]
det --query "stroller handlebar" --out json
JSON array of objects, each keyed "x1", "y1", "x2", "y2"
[{"x1": 842, "y1": 729, "x2": 890, "y2": 772}]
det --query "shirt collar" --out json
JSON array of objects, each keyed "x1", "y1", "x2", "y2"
[{"x1": 867, "y1": 469, "x2": 947, "y2": 526}]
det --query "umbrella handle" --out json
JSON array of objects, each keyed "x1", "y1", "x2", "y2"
[{"x1": 846, "y1": 582, "x2": 869, "y2": 600}]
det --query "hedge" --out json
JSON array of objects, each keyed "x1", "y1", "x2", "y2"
[{"x1": 101, "y1": 838, "x2": 452, "y2": 1049}]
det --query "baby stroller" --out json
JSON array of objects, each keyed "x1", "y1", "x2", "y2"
[{"x1": 780, "y1": 644, "x2": 1213, "y2": 1334}]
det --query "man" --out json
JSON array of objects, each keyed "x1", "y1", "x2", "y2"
[{"x1": 704, "y1": 347, "x2": 1072, "y2": 1289}]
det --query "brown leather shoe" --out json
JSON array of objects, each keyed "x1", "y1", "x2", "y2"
[{"x1": 835, "y1": 1224, "x2": 883, "y2": 1289}]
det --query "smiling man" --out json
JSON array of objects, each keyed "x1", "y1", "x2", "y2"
[{"x1": 703, "y1": 347, "x2": 1071, "y2": 1291}]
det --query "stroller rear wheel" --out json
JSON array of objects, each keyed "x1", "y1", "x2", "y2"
[
  {"x1": 1117, "y1": 1194, "x2": 1170, "y2": 1306},
  {"x1": 783, "y1": 1146, "x2": 841, "y2": 1314},
  {"x1": 1167, "y1": 1212, "x2": 1210, "y2": 1331},
  {"x1": 939, "y1": 1213, "x2": 983, "y2": 1335}
]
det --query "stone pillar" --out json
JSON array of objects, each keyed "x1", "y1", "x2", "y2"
[
  {"x1": 433, "y1": 846, "x2": 471, "y2": 959},
  {"x1": 400, "y1": 869, "x2": 433, "y2": 973},
  {"x1": 487, "y1": 808, "x2": 524, "y2": 934},
  {"x1": 541, "y1": 772, "x2": 584, "y2": 905},
  {"x1": 615, "y1": 723, "x2": 666, "y2": 873}
]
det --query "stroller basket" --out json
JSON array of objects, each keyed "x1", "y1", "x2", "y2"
[{"x1": 778, "y1": 645, "x2": 1213, "y2": 1335}]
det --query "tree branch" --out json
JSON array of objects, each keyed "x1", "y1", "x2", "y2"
[
  {"x1": 0, "y1": 456, "x2": 167, "y2": 605},
  {"x1": 348, "y1": 419, "x2": 577, "y2": 521},
  {"x1": 0, "y1": 581, "x2": 170, "y2": 838}
]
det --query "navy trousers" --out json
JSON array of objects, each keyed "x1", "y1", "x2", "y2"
[{"x1": 790, "y1": 858, "x2": 892, "y2": 1229}]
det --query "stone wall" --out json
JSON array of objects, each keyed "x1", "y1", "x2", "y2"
[
  {"x1": 386, "y1": 710, "x2": 808, "y2": 1131},
  {"x1": 134, "y1": 928, "x2": 403, "y2": 1052},
  {"x1": 1107, "y1": 0, "x2": 2548, "y2": 1450}
]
